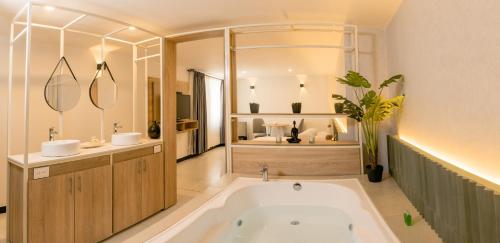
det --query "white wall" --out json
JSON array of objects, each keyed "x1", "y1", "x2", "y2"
[{"x1": 386, "y1": 0, "x2": 500, "y2": 184}]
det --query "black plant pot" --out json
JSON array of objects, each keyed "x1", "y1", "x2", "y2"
[
  {"x1": 366, "y1": 165, "x2": 384, "y2": 183},
  {"x1": 334, "y1": 103, "x2": 344, "y2": 113},
  {"x1": 148, "y1": 121, "x2": 161, "y2": 139},
  {"x1": 292, "y1": 103, "x2": 302, "y2": 113},
  {"x1": 250, "y1": 103, "x2": 259, "y2": 113}
]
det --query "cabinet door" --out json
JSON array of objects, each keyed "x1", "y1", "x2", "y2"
[
  {"x1": 113, "y1": 158, "x2": 142, "y2": 233},
  {"x1": 141, "y1": 152, "x2": 165, "y2": 218},
  {"x1": 28, "y1": 173, "x2": 75, "y2": 243},
  {"x1": 75, "y1": 165, "x2": 112, "y2": 243}
]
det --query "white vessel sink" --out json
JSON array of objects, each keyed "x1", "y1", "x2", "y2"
[
  {"x1": 112, "y1": 132, "x2": 142, "y2": 146},
  {"x1": 41, "y1": 140, "x2": 81, "y2": 157}
]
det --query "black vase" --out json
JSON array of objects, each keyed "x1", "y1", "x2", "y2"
[
  {"x1": 148, "y1": 121, "x2": 161, "y2": 139},
  {"x1": 334, "y1": 103, "x2": 344, "y2": 113},
  {"x1": 366, "y1": 165, "x2": 384, "y2": 182},
  {"x1": 250, "y1": 103, "x2": 259, "y2": 113},
  {"x1": 292, "y1": 103, "x2": 302, "y2": 113}
]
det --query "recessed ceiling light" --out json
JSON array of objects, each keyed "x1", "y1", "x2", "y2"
[
  {"x1": 128, "y1": 26, "x2": 136, "y2": 31},
  {"x1": 242, "y1": 70, "x2": 247, "y2": 74},
  {"x1": 288, "y1": 68, "x2": 293, "y2": 72},
  {"x1": 44, "y1": 6, "x2": 55, "y2": 11}
]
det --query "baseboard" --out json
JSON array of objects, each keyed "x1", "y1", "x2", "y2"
[{"x1": 0, "y1": 206, "x2": 6, "y2": 214}]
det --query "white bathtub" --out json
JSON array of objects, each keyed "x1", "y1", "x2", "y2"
[{"x1": 148, "y1": 178, "x2": 400, "y2": 243}]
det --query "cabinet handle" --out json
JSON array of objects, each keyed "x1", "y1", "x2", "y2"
[
  {"x1": 69, "y1": 177, "x2": 73, "y2": 195},
  {"x1": 77, "y1": 175, "x2": 82, "y2": 192}
]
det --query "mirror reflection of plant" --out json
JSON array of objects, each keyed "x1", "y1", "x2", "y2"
[{"x1": 332, "y1": 71, "x2": 404, "y2": 168}]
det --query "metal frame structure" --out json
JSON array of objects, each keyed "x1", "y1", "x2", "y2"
[
  {"x1": 222, "y1": 23, "x2": 361, "y2": 174},
  {"x1": 6, "y1": 1, "x2": 163, "y2": 242}
]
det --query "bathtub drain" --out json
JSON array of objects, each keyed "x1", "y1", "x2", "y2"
[
  {"x1": 237, "y1": 220, "x2": 243, "y2": 227},
  {"x1": 348, "y1": 224, "x2": 353, "y2": 231},
  {"x1": 290, "y1": 220, "x2": 300, "y2": 225}
]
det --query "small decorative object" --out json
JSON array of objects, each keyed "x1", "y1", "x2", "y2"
[
  {"x1": 333, "y1": 71, "x2": 404, "y2": 182},
  {"x1": 308, "y1": 134, "x2": 315, "y2": 144},
  {"x1": 334, "y1": 103, "x2": 344, "y2": 113},
  {"x1": 287, "y1": 121, "x2": 301, "y2": 143},
  {"x1": 148, "y1": 121, "x2": 161, "y2": 139},
  {"x1": 291, "y1": 102, "x2": 302, "y2": 113},
  {"x1": 249, "y1": 103, "x2": 259, "y2": 113},
  {"x1": 403, "y1": 211, "x2": 413, "y2": 226}
]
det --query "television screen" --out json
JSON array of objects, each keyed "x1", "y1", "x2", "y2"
[{"x1": 176, "y1": 92, "x2": 191, "y2": 120}]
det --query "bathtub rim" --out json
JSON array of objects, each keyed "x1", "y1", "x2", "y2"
[{"x1": 147, "y1": 177, "x2": 401, "y2": 243}]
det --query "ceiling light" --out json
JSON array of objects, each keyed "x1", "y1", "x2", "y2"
[
  {"x1": 242, "y1": 70, "x2": 247, "y2": 74},
  {"x1": 288, "y1": 68, "x2": 293, "y2": 72},
  {"x1": 128, "y1": 26, "x2": 136, "y2": 31},
  {"x1": 44, "y1": 6, "x2": 55, "y2": 11}
]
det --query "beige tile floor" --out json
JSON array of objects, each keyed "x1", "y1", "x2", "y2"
[{"x1": 0, "y1": 146, "x2": 443, "y2": 243}]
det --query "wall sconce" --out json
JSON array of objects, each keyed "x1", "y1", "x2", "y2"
[
  {"x1": 250, "y1": 85, "x2": 255, "y2": 90},
  {"x1": 300, "y1": 83, "x2": 305, "y2": 88}
]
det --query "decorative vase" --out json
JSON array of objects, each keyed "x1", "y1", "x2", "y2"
[
  {"x1": 334, "y1": 103, "x2": 344, "y2": 113},
  {"x1": 249, "y1": 103, "x2": 259, "y2": 113},
  {"x1": 291, "y1": 102, "x2": 302, "y2": 113},
  {"x1": 148, "y1": 121, "x2": 161, "y2": 139}
]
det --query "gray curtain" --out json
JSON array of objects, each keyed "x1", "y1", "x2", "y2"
[
  {"x1": 192, "y1": 71, "x2": 207, "y2": 154},
  {"x1": 220, "y1": 79, "x2": 225, "y2": 145}
]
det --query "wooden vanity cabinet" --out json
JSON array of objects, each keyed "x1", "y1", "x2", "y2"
[
  {"x1": 26, "y1": 156, "x2": 112, "y2": 243},
  {"x1": 28, "y1": 173, "x2": 75, "y2": 243},
  {"x1": 113, "y1": 146, "x2": 164, "y2": 233}
]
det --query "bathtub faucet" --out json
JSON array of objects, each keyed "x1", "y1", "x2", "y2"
[{"x1": 260, "y1": 165, "x2": 269, "y2": 182}]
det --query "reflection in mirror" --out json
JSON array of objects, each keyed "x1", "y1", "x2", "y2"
[
  {"x1": 236, "y1": 117, "x2": 358, "y2": 145},
  {"x1": 44, "y1": 57, "x2": 81, "y2": 112},
  {"x1": 236, "y1": 31, "x2": 350, "y2": 114},
  {"x1": 89, "y1": 61, "x2": 117, "y2": 109}
]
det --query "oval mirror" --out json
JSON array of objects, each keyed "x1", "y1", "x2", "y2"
[
  {"x1": 89, "y1": 61, "x2": 117, "y2": 109},
  {"x1": 44, "y1": 57, "x2": 81, "y2": 112}
]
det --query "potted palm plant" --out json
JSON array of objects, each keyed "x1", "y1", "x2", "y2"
[{"x1": 332, "y1": 71, "x2": 404, "y2": 182}]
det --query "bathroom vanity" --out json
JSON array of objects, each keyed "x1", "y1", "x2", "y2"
[{"x1": 8, "y1": 140, "x2": 165, "y2": 243}]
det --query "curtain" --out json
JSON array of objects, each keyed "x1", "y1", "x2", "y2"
[
  {"x1": 192, "y1": 71, "x2": 207, "y2": 155},
  {"x1": 205, "y1": 77, "x2": 223, "y2": 148},
  {"x1": 220, "y1": 79, "x2": 226, "y2": 145}
]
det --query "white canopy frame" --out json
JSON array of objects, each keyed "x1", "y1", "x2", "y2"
[{"x1": 6, "y1": 2, "x2": 163, "y2": 242}]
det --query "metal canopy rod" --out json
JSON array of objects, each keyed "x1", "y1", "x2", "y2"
[
  {"x1": 62, "y1": 14, "x2": 86, "y2": 29},
  {"x1": 146, "y1": 43, "x2": 160, "y2": 48},
  {"x1": 31, "y1": 3, "x2": 161, "y2": 37},
  {"x1": 12, "y1": 3, "x2": 28, "y2": 23},
  {"x1": 14, "y1": 21, "x2": 135, "y2": 45},
  {"x1": 15, "y1": 21, "x2": 61, "y2": 30},
  {"x1": 12, "y1": 27, "x2": 27, "y2": 43},
  {"x1": 234, "y1": 44, "x2": 354, "y2": 50},
  {"x1": 187, "y1": 68, "x2": 224, "y2": 81},
  {"x1": 135, "y1": 53, "x2": 160, "y2": 61},
  {"x1": 104, "y1": 26, "x2": 129, "y2": 37},
  {"x1": 135, "y1": 36, "x2": 160, "y2": 45}
]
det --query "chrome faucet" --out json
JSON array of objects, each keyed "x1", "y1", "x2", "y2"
[
  {"x1": 49, "y1": 127, "x2": 58, "y2": 141},
  {"x1": 260, "y1": 165, "x2": 269, "y2": 182},
  {"x1": 113, "y1": 122, "x2": 122, "y2": 134}
]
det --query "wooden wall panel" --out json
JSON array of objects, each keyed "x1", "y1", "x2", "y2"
[
  {"x1": 387, "y1": 135, "x2": 500, "y2": 243},
  {"x1": 163, "y1": 38, "x2": 177, "y2": 208},
  {"x1": 232, "y1": 147, "x2": 360, "y2": 176},
  {"x1": 8, "y1": 164, "x2": 23, "y2": 243}
]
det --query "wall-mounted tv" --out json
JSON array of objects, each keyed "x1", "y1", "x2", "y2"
[{"x1": 176, "y1": 92, "x2": 191, "y2": 120}]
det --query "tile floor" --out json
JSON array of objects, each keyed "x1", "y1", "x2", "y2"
[{"x1": 0, "y1": 146, "x2": 443, "y2": 243}]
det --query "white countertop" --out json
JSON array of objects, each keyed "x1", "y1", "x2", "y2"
[{"x1": 8, "y1": 139, "x2": 163, "y2": 168}]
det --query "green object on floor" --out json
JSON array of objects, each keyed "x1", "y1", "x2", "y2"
[{"x1": 403, "y1": 211, "x2": 413, "y2": 226}]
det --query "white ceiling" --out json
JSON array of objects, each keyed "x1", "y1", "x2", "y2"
[{"x1": 0, "y1": 0, "x2": 401, "y2": 35}]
